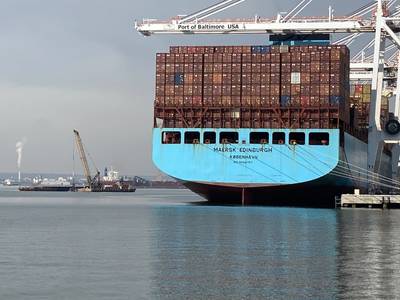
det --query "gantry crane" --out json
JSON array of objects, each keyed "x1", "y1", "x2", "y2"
[
  {"x1": 135, "y1": 0, "x2": 400, "y2": 191},
  {"x1": 73, "y1": 129, "x2": 101, "y2": 192}
]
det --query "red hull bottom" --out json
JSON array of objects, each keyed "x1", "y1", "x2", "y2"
[{"x1": 183, "y1": 177, "x2": 356, "y2": 208}]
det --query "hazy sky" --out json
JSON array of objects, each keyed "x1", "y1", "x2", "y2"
[{"x1": 0, "y1": 0, "x2": 367, "y2": 176}]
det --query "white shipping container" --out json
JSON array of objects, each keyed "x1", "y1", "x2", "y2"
[
  {"x1": 231, "y1": 109, "x2": 240, "y2": 119},
  {"x1": 291, "y1": 72, "x2": 301, "y2": 84},
  {"x1": 280, "y1": 45, "x2": 289, "y2": 53}
]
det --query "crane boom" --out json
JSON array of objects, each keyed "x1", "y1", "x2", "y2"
[
  {"x1": 136, "y1": 19, "x2": 374, "y2": 36},
  {"x1": 73, "y1": 130, "x2": 93, "y2": 190}
]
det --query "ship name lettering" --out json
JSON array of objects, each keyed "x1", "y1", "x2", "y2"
[
  {"x1": 213, "y1": 147, "x2": 236, "y2": 152},
  {"x1": 239, "y1": 147, "x2": 273, "y2": 153}
]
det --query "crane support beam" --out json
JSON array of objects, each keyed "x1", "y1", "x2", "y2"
[
  {"x1": 136, "y1": 20, "x2": 383, "y2": 36},
  {"x1": 395, "y1": 52, "x2": 400, "y2": 117},
  {"x1": 368, "y1": 0, "x2": 385, "y2": 184},
  {"x1": 392, "y1": 52, "x2": 400, "y2": 181},
  {"x1": 383, "y1": 22, "x2": 400, "y2": 48}
]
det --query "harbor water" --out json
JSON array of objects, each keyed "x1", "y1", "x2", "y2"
[{"x1": 0, "y1": 187, "x2": 399, "y2": 299}]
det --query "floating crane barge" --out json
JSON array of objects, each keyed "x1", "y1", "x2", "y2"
[{"x1": 73, "y1": 130, "x2": 135, "y2": 193}]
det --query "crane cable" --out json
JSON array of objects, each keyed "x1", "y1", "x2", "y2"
[
  {"x1": 262, "y1": 143, "x2": 323, "y2": 177},
  {"x1": 269, "y1": 142, "x2": 400, "y2": 189},
  {"x1": 276, "y1": 144, "x2": 400, "y2": 190},
  {"x1": 292, "y1": 146, "x2": 400, "y2": 190},
  {"x1": 296, "y1": 145, "x2": 400, "y2": 187}
]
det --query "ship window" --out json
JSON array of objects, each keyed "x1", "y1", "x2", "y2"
[
  {"x1": 309, "y1": 132, "x2": 330, "y2": 145},
  {"x1": 250, "y1": 132, "x2": 269, "y2": 144},
  {"x1": 184, "y1": 131, "x2": 200, "y2": 144},
  {"x1": 220, "y1": 132, "x2": 239, "y2": 144},
  {"x1": 272, "y1": 132, "x2": 286, "y2": 144},
  {"x1": 289, "y1": 132, "x2": 305, "y2": 145},
  {"x1": 204, "y1": 132, "x2": 216, "y2": 144},
  {"x1": 162, "y1": 131, "x2": 181, "y2": 144}
]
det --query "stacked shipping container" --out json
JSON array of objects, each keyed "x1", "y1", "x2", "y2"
[
  {"x1": 349, "y1": 83, "x2": 388, "y2": 128},
  {"x1": 155, "y1": 45, "x2": 350, "y2": 129}
]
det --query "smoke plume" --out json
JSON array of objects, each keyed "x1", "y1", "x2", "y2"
[{"x1": 16, "y1": 138, "x2": 27, "y2": 169}]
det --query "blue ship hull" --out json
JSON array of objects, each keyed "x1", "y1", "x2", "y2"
[{"x1": 152, "y1": 128, "x2": 391, "y2": 206}]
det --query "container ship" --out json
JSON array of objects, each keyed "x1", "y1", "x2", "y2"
[{"x1": 152, "y1": 43, "x2": 392, "y2": 207}]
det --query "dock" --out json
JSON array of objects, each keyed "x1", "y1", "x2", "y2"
[{"x1": 336, "y1": 194, "x2": 400, "y2": 209}]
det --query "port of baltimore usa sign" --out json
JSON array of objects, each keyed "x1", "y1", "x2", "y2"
[{"x1": 177, "y1": 23, "x2": 242, "y2": 31}]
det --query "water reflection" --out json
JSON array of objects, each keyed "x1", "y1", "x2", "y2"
[
  {"x1": 2, "y1": 188, "x2": 400, "y2": 299},
  {"x1": 150, "y1": 207, "x2": 337, "y2": 299},
  {"x1": 337, "y1": 210, "x2": 400, "y2": 299}
]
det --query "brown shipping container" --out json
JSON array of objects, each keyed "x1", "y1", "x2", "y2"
[
  {"x1": 204, "y1": 74, "x2": 213, "y2": 84},
  {"x1": 261, "y1": 73, "x2": 270, "y2": 84},
  {"x1": 223, "y1": 63, "x2": 232, "y2": 73},
  {"x1": 193, "y1": 73, "x2": 202, "y2": 84},
  {"x1": 175, "y1": 54, "x2": 184, "y2": 63},
  {"x1": 193, "y1": 64, "x2": 203, "y2": 73},
  {"x1": 222, "y1": 96, "x2": 231, "y2": 106},
  {"x1": 232, "y1": 96, "x2": 241, "y2": 106},
  {"x1": 261, "y1": 84, "x2": 270, "y2": 96},
  {"x1": 204, "y1": 54, "x2": 213, "y2": 63},
  {"x1": 213, "y1": 73, "x2": 222, "y2": 84},
  {"x1": 271, "y1": 73, "x2": 280, "y2": 84},
  {"x1": 222, "y1": 73, "x2": 232, "y2": 85},
  {"x1": 193, "y1": 85, "x2": 202, "y2": 96},
  {"x1": 232, "y1": 74, "x2": 241, "y2": 84},
  {"x1": 232, "y1": 53, "x2": 241, "y2": 63},
  {"x1": 166, "y1": 54, "x2": 175, "y2": 63},
  {"x1": 232, "y1": 63, "x2": 241, "y2": 73},
  {"x1": 232, "y1": 85, "x2": 241, "y2": 96},
  {"x1": 242, "y1": 74, "x2": 252, "y2": 85}
]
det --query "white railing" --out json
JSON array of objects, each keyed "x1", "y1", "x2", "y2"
[{"x1": 138, "y1": 15, "x2": 368, "y2": 26}]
